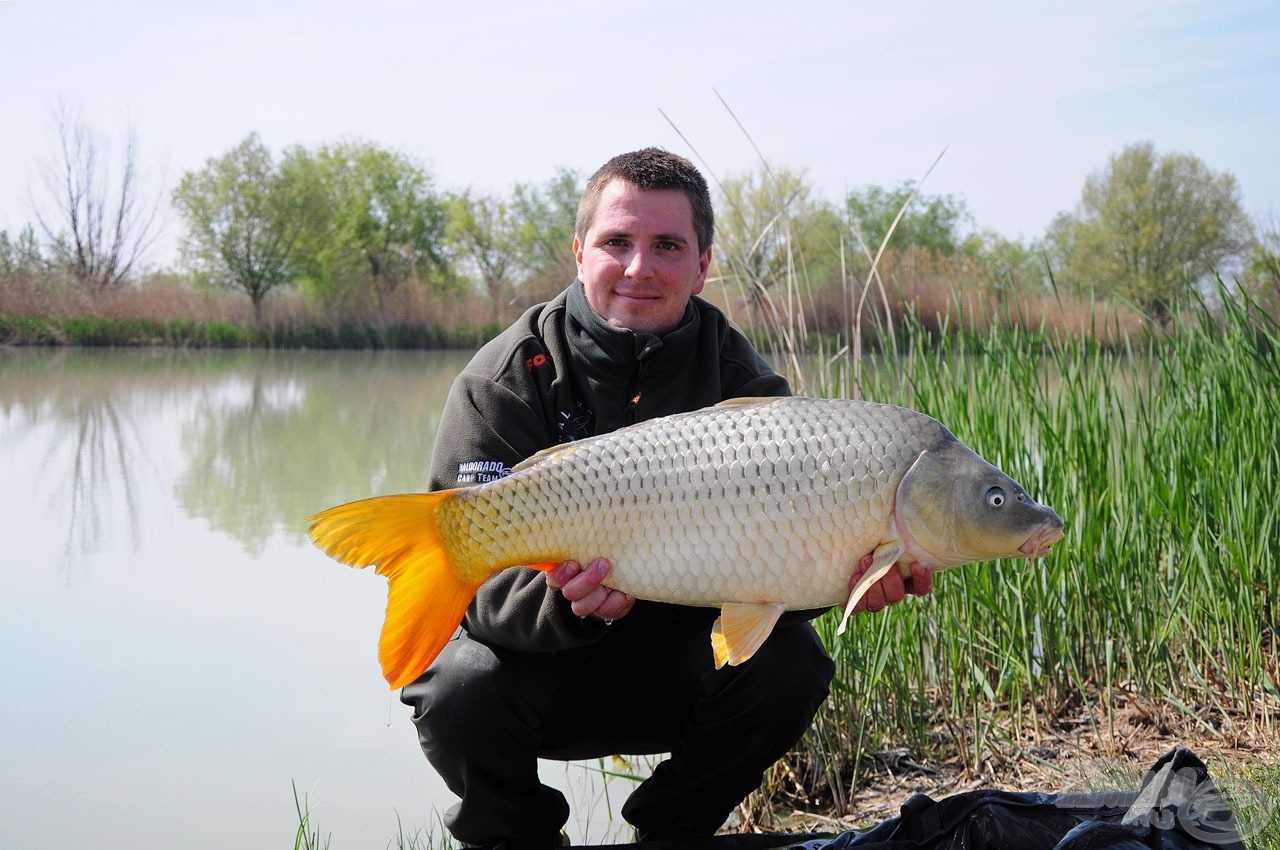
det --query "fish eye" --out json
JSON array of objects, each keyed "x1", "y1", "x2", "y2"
[{"x1": 985, "y1": 486, "x2": 1006, "y2": 508}]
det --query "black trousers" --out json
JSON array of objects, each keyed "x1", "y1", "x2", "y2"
[{"x1": 400, "y1": 605, "x2": 835, "y2": 848}]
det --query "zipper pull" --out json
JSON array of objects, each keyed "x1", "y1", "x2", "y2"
[{"x1": 624, "y1": 362, "x2": 648, "y2": 425}]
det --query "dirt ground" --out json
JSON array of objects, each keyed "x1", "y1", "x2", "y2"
[{"x1": 732, "y1": 688, "x2": 1280, "y2": 841}]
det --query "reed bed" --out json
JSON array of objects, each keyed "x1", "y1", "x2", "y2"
[
  {"x1": 767, "y1": 291, "x2": 1280, "y2": 825},
  {"x1": 0, "y1": 274, "x2": 501, "y2": 349}
]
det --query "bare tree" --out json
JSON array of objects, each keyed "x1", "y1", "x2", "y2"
[{"x1": 33, "y1": 104, "x2": 160, "y2": 290}]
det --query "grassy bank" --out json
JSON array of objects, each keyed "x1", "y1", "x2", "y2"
[{"x1": 0, "y1": 312, "x2": 499, "y2": 349}]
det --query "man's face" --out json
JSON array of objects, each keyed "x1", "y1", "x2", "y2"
[{"x1": 574, "y1": 179, "x2": 712, "y2": 335}]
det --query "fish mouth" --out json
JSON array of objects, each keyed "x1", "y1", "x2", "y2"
[{"x1": 1019, "y1": 524, "x2": 1065, "y2": 557}]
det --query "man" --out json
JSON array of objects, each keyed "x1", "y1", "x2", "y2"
[{"x1": 401, "y1": 148, "x2": 931, "y2": 847}]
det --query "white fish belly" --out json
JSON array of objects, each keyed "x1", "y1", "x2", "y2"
[{"x1": 442, "y1": 398, "x2": 947, "y2": 610}]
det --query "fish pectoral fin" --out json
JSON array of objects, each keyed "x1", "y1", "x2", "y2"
[
  {"x1": 710, "y1": 602, "x2": 788, "y2": 669},
  {"x1": 836, "y1": 542, "x2": 906, "y2": 636}
]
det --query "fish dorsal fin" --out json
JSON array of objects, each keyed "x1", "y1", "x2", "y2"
[
  {"x1": 836, "y1": 541, "x2": 905, "y2": 635},
  {"x1": 713, "y1": 396, "x2": 785, "y2": 409},
  {"x1": 511, "y1": 441, "x2": 586, "y2": 473},
  {"x1": 710, "y1": 601, "x2": 788, "y2": 669}
]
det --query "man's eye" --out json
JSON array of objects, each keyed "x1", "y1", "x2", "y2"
[{"x1": 656, "y1": 241, "x2": 680, "y2": 251}]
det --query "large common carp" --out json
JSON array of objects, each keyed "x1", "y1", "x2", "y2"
[{"x1": 307, "y1": 397, "x2": 1064, "y2": 689}]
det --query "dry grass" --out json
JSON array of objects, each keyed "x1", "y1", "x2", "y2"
[
  {"x1": 0, "y1": 272, "x2": 502, "y2": 343},
  {"x1": 1, "y1": 273, "x2": 263, "y2": 323},
  {"x1": 3, "y1": 250, "x2": 1152, "y2": 351},
  {"x1": 703, "y1": 247, "x2": 1147, "y2": 354},
  {"x1": 873, "y1": 247, "x2": 1146, "y2": 344}
]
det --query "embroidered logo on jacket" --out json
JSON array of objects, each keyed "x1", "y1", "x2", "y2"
[{"x1": 455, "y1": 460, "x2": 513, "y2": 484}]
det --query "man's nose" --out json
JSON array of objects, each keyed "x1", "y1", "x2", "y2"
[{"x1": 625, "y1": 247, "x2": 654, "y2": 278}]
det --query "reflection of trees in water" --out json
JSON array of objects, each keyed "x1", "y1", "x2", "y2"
[
  {"x1": 173, "y1": 351, "x2": 463, "y2": 555},
  {"x1": 2, "y1": 349, "x2": 175, "y2": 576},
  {"x1": 1, "y1": 348, "x2": 468, "y2": 565},
  {"x1": 63, "y1": 391, "x2": 148, "y2": 566}
]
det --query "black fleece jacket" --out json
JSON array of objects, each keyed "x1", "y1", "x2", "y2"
[{"x1": 427, "y1": 281, "x2": 793, "y2": 653}]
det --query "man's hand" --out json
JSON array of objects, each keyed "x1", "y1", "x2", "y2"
[
  {"x1": 546, "y1": 558, "x2": 636, "y2": 622},
  {"x1": 847, "y1": 555, "x2": 933, "y2": 615}
]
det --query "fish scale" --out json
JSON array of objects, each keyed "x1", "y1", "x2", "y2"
[{"x1": 307, "y1": 395, "x2": 1065, "y2": 688}]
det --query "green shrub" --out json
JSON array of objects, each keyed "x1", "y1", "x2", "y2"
[{"x1": 206, "y1": 321, "x2": 248, "y2": 348}]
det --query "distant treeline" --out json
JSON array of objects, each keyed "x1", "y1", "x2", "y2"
[{"x1": 3, "y1": 110, "x2": 1278, "y2": 345}]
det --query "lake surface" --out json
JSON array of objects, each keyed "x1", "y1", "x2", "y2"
[{"x1": 0, "y1": 348, "x2": 643, "y2": 849}]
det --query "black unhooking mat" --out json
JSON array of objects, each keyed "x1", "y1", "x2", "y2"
[
  {"x1": 789, "y1": 747, "x2": 1246, "y2": 850},
  {"x1": 580, "y1": 747, "x2": 1248, "y2": 850}
]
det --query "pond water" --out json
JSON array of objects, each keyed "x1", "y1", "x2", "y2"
[{"x1": 0, "y1": 348, "x2": 642, "y2": 850}]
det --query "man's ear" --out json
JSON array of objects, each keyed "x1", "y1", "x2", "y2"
[{"x1": 692, "y1": 246, "x2": 712, "y2": 296}]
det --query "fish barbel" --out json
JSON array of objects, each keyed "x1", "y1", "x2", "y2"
[{"x1": 306, "y1": 396, "x2": 1065, "y2": 688}]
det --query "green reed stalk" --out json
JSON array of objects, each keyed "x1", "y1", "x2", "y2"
[{"x1": 784, "y1": 286, "x2": 1279, "y2": 812}]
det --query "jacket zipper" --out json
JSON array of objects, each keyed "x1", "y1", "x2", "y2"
[{"x1": 624, "y1": 360, "x2": 649, "y2": 426}]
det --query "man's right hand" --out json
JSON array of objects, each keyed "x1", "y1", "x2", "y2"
[
  {"x1": 546, "y1": 558, "x2": 636, "y2": 622},
  {"x1": 848, "y1": 556, "x2": 933, "y2": 614}
]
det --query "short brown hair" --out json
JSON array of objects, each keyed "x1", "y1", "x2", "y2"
[{"x1": 575, "y1": 148, "x2": 714, "y2": 253}]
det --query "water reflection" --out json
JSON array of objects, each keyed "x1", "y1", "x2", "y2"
[
  {"x1": 0, "y1": 348, "x2": 462, "y2": 850},
  {"x1": 0, "y1": 347, "x2": 647, "y2": 849},
  {"x1": 2, "y1": 348, "x2": 165, "y2": 574},
  {"x1": 171, "y1": 351, "x2": 460, "y2": 555},
  {"x1": 1, "y1": 348, "x2": 466, "y2": 560}
]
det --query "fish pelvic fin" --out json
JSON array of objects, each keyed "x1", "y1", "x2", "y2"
[
  {"x1": 836, "y1": 542, "x2": 905, "y2": 636},
  {"x1": 710, "y1": 602, "x2": 788, "y2": 669},
  {"x1": 305, "y1": 493, "x2": 483, "y2": 690}
]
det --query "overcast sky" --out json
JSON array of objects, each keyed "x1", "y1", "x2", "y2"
[{"x1": 1, "y1": 0, "x2": 1277, "y2": 268}]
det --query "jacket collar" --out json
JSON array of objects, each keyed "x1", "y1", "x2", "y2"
[{"x1": 565, "y1": 279, "x2": 700, "y2": 365}]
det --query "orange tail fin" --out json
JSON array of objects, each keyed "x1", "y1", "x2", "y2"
[{"x1": 305, "y1": 493, "x2": 481, "y2": 689}]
